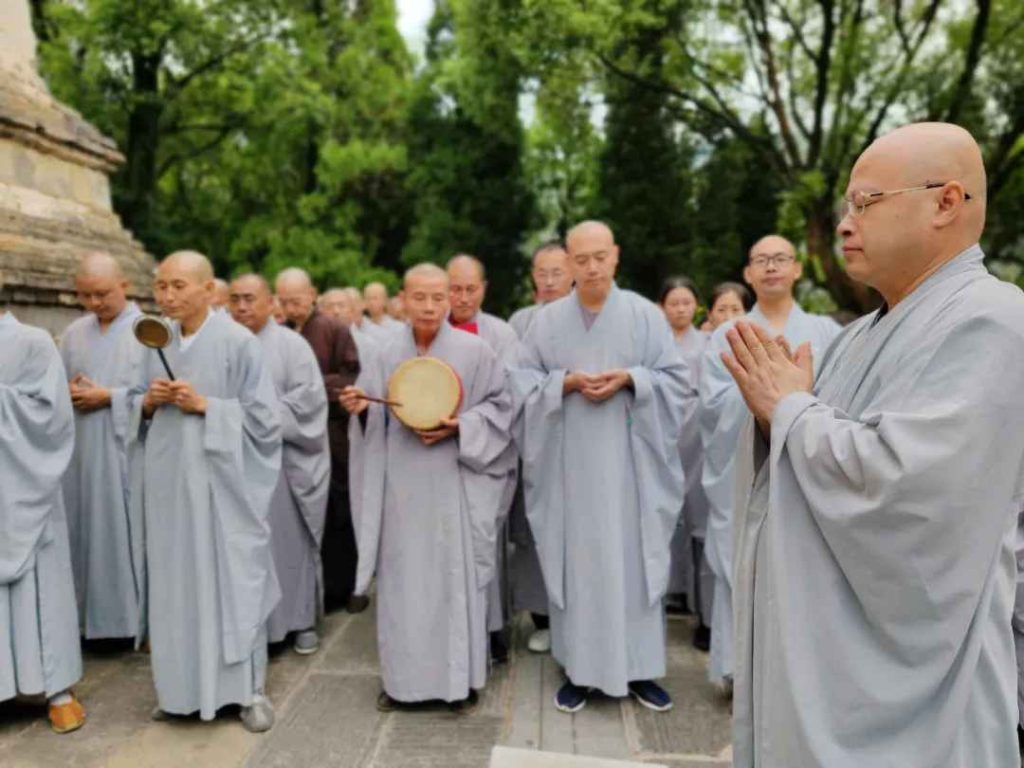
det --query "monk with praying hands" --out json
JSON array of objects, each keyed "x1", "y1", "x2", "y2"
[{"x1": 723, "y1": 123, "x2": 1024, "y2": 768}]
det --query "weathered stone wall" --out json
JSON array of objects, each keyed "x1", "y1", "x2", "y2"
[{"x1": 0, "y1": 0, "x2": 154, "y2": 335}]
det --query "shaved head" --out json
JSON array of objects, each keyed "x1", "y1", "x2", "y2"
[
  {"x1": 77, "y1": 251, "x2": 124, "y2": 280},
  {"x1": 566, "y1": 220, "x2": 615, "y2": 249},
  {"x1": 161, "y1": 250, "x2": 215, "y2": 282},
  {"x1": 212, "y1": 277, "x2": 230, "y2": 309},
  {"x1": 531, "y1": 242, "x2": 572, "y2": 303},
  {"x1": 446, "y1": 255, "x2": 487, "y2": 324},
  {"x1": 404, "y1": 262, "x2": 449, "y2": 289},
  {"x1": 229, "y1": 273, "x2": 274, "y2": 332},
  {"x1": 154, "y1": 250, "x2": 215, "y2": 329},
  {"x1": 565, "y1": 220, "x2": 619, "y2": 305},
  {"x1": 275, "y1": 267, "x2": 315, "y2": 293},
  {"x1": 76, "y1": 251, "x2": 129, "y2": 324},
  {"x1": 364, "y1": 281, "x2": 390, "y2": 321},
  {"x1": 319, "y1": 287, "x2": 354, "y2": 324},
  {"x1": 839, "y1": 122, "x2": 986, "y2": 305},
  {"x1": 275, "y1": 267, "x2": 317, "y2": 328},
  {"x1": 446, "y1": 254, "x2": 486, "y2": 282},
  {"x1": 744, "y1": 234, "x2": 802, "y2": 303}
]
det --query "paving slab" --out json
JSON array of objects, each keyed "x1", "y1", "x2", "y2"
[{"x1": 490, "y1": 745, "x2": 667, "y2": 767}]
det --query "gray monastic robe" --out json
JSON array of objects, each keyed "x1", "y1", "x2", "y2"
[
  {"x1": 256, "y1": 321, "x2": 330, "y2": 643},
  {"x1": 701, "y1": 303, "x2": 839, "y2": 683},
  {"x1": 354, "y1": 322, "x2": 514, "y2": 702},
  {"x1": 0, "y1": 313, "x2": 82, "y2": 700},
  {"x1": 732, "y1": 246, "x2": 1024, "y2": 768},
  {"x1": 1014, "y1": 508, "x2": 1024, "y2": 731},
  {"x1": 508, "y1": 304, "x2": 540, "y2": 339},
  {"x1": 347, "y1": 326, "x2": 378, "y2": 540},
  {"x1": 60, "y1": 303, "x2": 145, "y2": 639},
  {"x1": 507, "y1": 304, "x2": 548, "y2": 617},
  {"x1": 511, "y1": 286, "x2": 690, "y2": 695},
  {"x1": 129, "y1": 310, "x2": 281, "y2": 719},
  {"x1": 667, "y1": 328, "x2": 709, "y2": 615},
  {"x1": 459, "y1": 311, "x2": 520, "y2": 635}
]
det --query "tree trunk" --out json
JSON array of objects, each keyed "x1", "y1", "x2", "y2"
[{"x1": 122, "y1": 51, "x2": 163, "y2": 243}]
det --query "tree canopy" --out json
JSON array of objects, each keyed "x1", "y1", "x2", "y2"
[{"x1": 34, "y1": 0, "x2": 1024, "y2": 314}]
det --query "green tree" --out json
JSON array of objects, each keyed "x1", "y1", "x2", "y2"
[{"x1": 403, "y1": 0, "x2": 536, "y2": 314}]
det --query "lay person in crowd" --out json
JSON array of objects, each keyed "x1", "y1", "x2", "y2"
[{"x1": 659, "y1": 276, "x2": 712, "y2": 651}]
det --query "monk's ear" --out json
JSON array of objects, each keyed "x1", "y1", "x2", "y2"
[
  {"x1": 933, "y1": 182, "x2": 968, "y2": 228},
  {"x1": 743, "y1": 264, "x2": 754, "y2": 286},
  {"x1": 792, "y1": 259, "x2": 803, "y2": 281}
]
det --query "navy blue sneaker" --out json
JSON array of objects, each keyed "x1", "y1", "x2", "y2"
[
  {"x1": 629, "y1": 680, "x2": 673, "y2": 712},
  {"x1": 554, "y1": 680, "x2": 590, "y2": 713}
]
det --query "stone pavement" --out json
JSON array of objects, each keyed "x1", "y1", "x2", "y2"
[{"x1": 1, "y1": 607, "x2": 732, "y2": 767}]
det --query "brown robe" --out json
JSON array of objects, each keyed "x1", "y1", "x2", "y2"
[{"x1": 292, "y1": 309, "x2": 360, "y2": 607}]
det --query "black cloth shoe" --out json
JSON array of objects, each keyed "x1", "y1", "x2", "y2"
[
  {"x1": 629, "y1": 680, "x2": 673, "y2": 712},
  {"x1": 376, "y1": 692, "x2": 399, "y2": 712},
  {"x1": 693, "y1": 623, "x2": 711, "y2": 652},
  {"x1": 449, "y1": 690, "x2": 479, "y2": 713},
  {"x1": 554, "y1": 680, "x2": 589, "y2": 713},
  {"x1": 490, "y1": 631, "x2": 509, "y2": 664},
  {"x1": 346, "y1": 594, "x2": 370, "y2": 614}
]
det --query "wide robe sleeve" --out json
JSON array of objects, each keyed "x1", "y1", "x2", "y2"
[
  {"x1": 624, "y1": 305, "x2": 690, "y2": 607},
  {"x1": 0, "y1": 332, "x2": 74, "y2": 584},
  {"x1": 769, "y1": 311, "x2": 1024, "y2": 718},
  {"x1": 202, "y1": 335, "x2": 282, "y2": 663},
  {"x1": 456, "y1": 344, "x2": 515, "y2": 590},
  {"x1": 279, "y1": 335, "x2": 330, "y2": 547},
  {"x1": 509, "y1": 322, "x2": 569, "y2": 609},
  {"x1": 324, "y1": 323, "x2": 360, "y2": 416},
  {"x1": 352, "y1": 352, "x2": 388, "y2": 596}
]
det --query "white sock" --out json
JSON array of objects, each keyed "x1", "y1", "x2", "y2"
[{"x1": 48, "y1": 691, "x2": 72, "y2": 707}]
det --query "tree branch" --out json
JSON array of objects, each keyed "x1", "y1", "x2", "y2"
[{"x1": 943, "y1": 0, "x2": 992, "y2": 123}]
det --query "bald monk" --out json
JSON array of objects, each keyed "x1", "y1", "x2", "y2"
[
  {"x1": 318, "y1": 288, "x2": 351, "y2": 323},
  {"x1": 341, "y1": 263, "x2": 514, "y2": 710},
  {"x1": 0, "y1": 275, "x2": 86, "y2": 733},
  {"x1": 212, "y1": 278, "x2": 230, "y2": 313},
  {"x1": 446, "y1": 254, "x2": 519, "y2": 662},
  {"x1": 700, "y1": 233, "x2": 839, "y2": 688},
  {"x1": 275, "y1": 268, "x2": 362, "y2": 612},
  {"x1": 387, "y1": 295, "x2": 405, "y2": 322},
  {"x1": 507, "y1": 241, "x2": 574, "y2": 654},
  {"x1": 363, "y1": 281, "x2": 404, "y2": 334},
  {"x1": 508, "y1": 240, "x2": 574, "y2": 337},
  {"x1": 230, "y1": 275, "x2": 329, "y2": 655},
  {"x1": 723, "y1": 123, "x2": 1024, "y2": 767},
  {"x1": 511, "y1": 221, "x2": 690, "y2": 713},
  {"x1": 60, "y1": 253, "x2": 145, "y2": 641},
  {"x1": 130, "y1": 251, "x2": 281, "y2": 731}
]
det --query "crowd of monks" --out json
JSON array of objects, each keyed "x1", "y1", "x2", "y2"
[{"x1": 4, "y1": 121, "x2": 1024, "y2": 767}]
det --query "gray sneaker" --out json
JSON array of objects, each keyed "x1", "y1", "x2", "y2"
[
  {"x1": 293, "y1": 629, "x2": 320, "y2": 656},
  {"x1": 240, "y1": 695, "x2": 275, "y2": 733}
]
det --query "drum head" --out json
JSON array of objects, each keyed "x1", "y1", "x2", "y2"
[
  {"x1": 387, "y1": 357, "x2": 463, "y2": 431},
  {"x1": 133, "y1": 315, "x2": 173, "y2": 349}
]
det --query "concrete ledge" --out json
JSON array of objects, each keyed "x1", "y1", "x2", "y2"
[{"x1": 490, "y1": 746, "x2": 668, "y2": 768}]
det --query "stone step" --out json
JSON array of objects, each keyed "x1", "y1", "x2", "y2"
[{"x1": 490, "y1": 745, "x2": 668, "y2": 768}]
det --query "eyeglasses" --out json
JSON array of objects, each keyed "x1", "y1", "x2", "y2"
[
  {"x1": 838, "y1": 182, "x2": 972, "y2": 220},
  {"x1": 749, "y1": 253, "x2": 796, "y2": 268}
]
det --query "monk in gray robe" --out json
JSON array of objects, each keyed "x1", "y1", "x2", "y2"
[
  {"x1": 341, "y1": 263, "x2": 514, "y2": 710},
  {"x1": 363, "y1": 281, "x2": 404, "y2": 334},
  {"x1": 447, "y1": 254, "x2": 519, "y2": 663},
  {"x1": 700, "y1": 234, "x2": 840, "y2": 686},
  {"x1": 724, "y1": 123, "x2": 1024, "y2": 768},
  {"x1": 507, "y1": 241, "x2": 574, "y2": 654},
  {"x1": 511, "y1": 221, "x2": 690, "y2": 714},
  {"x1": 60, "y1": 253, "x2": 145, "y2": 642},
  {"x1": 0, "y1": 297, "x2": 86, "y2": 734},
  {"x1": 230, "y1": 274, "x2": 329, "y2": 655},
  {"x1": 130, "y1": 251, "x2": 281, "y2": 732}
]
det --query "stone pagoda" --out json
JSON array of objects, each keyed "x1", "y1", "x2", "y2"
[{"x1": 0, "y1": 0, "x2": 153, "y2": 334}]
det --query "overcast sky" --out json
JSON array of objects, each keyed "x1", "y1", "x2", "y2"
[{"x1": 396, "y1": 0, "x2": 433, "y2": 55}]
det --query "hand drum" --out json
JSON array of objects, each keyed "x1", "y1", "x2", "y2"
[{"x1": 386, "y1": 357, "x2": 463, "y2": 430}]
